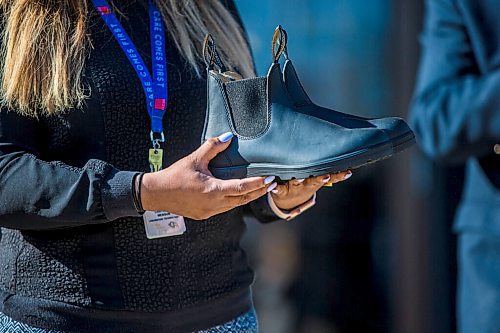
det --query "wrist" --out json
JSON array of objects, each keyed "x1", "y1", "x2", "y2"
[
  {"x1": 268, "y1": 192, "x2": 316, "y2": 221},
  {"x1": 271, "y1": 194, "x2": 310, "y2": 211},
  {"x1": 272, "y1": 197, "x2": 293, "y2": 211},
  {"x1": 140, "y1": 172, "x2": 156, "y2": 211}
]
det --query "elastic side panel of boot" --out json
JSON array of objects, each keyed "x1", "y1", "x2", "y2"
[{"x1": 223, "y1": 77, "x2": 268, "y2": 137}]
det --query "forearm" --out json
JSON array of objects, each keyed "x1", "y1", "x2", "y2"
[
  {"x1": 410, "y1": 0, "x2": 500, "y2": 164},
  {"x1": 0, "y1": 151, "x2": 140, "y2": 230},
  {"x1": 411, "y1": 70, "x2": 500, "y2": 163}
]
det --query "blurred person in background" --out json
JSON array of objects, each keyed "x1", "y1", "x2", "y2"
[{"x1": 410, "y1": 1, "x2": 500, "y2": 332}]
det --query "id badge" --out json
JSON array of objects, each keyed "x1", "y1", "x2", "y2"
[{"x1": 143, "y1": 211, "x2": 186, "y2": 239}]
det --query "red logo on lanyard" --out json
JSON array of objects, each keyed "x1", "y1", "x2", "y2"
[
  {"x1": 97, "y1": 6, "x2": 111, "y2": 15},
  {"x1": 154, "y1": 98, "x2": 166, "y2": 110}
]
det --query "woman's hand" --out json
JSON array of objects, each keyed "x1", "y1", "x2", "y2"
[
  {"x1": 270, "y1": 171, "x2": 352, "y2": 213},
  {"x1": 140, "y1": 133, "x2": 277, "y2": 220}
]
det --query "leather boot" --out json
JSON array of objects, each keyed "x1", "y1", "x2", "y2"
[
  {"x1": 276, "y1": 26, "x2": 416, "y2": 154},
  {"x1": 202, "y1": 35, "x2": 393, "y2": 180}
]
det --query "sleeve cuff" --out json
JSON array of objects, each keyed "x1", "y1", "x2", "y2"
[
  {"x1": 247, "y1": 194, "x2": 281, "y2": 224},
  {"x1": 101, "y1": 170, "x2": 142, "y2": 221}
]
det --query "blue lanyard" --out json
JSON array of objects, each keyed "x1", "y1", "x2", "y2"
[{"x1": 91, "y1": 0, "x2": 168, "y2": 146}]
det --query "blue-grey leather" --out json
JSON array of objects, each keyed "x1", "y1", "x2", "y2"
[
  {"x1": 410, "y1": 1, "x2": 500, "y2": 332},
  {"x1": 282, "y1": 59, "x2": 412, "y2": 142},
  {"x1": 203, "y1": 63, "x2": 391, "y2": 170}
]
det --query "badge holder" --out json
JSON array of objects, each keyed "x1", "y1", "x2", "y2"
[
  {"x1": 143, "y1": 211, "x2": 186, "y2": 239},
  {"x1": 144, "y1": 132, "x2": 186, "y2": 239},
  {"x1": 92, "y1": 0, "x2": 186, "y2": 239}
]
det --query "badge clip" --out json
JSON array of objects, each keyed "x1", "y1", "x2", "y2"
[{"x1": 149, "y1": 148, "x2": 163, "y2": 172}]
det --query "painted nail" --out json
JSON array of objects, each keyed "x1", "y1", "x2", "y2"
[
  {"x1": 344, "y1": 171, "x2": 353, "y2": 180},
  {"x1": 271, "y1": 189, "x2": 279, "y2": 194},
  {"x1": 217, "y1": 132, "x2": 234, "y2": 143},
  {"x1": 267, "y1": 182, "x2": 278, "y2": 192},
  {"x1": 323, "y1": 183, "x2": 333, "y2": 187},
  {"x1": 296, "y1": 178, "x2": 306, "y2": 183},
  {"x1": 322, "y1": 175, "x2": 331, "y2": 183},
  {"x1": 264, "y1": 176, "x2": 276, "y2": 185}
]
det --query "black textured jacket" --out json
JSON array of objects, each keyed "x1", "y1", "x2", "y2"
[{"x1": 0, "y1": 1, "x2": 277, "y2": 332}]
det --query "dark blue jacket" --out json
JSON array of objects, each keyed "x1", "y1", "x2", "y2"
[{"x1": 411, "y1": 0, "x2": 500, "y2": 234}]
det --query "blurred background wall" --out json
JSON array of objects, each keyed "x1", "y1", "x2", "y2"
[{"x1": 236, "y1": 1, "x2": 463, "y2": 332}]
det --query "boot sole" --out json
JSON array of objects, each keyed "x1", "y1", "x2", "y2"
[
  {"x1": 391, "y1": 131, "x2": 416, "y2": 154},
  {"x1": 210, "y1": 141, "x2": 395, "y2": 180}
]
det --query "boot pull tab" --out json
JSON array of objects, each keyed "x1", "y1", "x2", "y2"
[
  {"x1": 272, "y1": 25, "x2": 288, "y2": 63},
  {"x1": 203, "y1": 34, "x2": 228, "y2": 72}
]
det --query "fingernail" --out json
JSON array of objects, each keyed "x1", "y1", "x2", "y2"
[
  {"x1": 264, "y1": 176, "x2": 276, "y2": 185},
  {"x1": 267, "y1": 182, "x2": 278, "y2": 192},
  {"x1": 271, "y1": 189, "x2": 279, "y2": 194},
  {"x1": 217, "y1": 132, "x2": 234, "y2": 143},
  {"x1": 296, "y1": 178, "x2": 305, "y2": 183},
  {"x1": 322, "y1": 175, "x2": 331, "y2": 183},
  {"x1": 344, "y1": 171, "x2": 352, "y2": 180},
  {"x1": 323, "y1": 183, "x2": 333, "y2": 187}
]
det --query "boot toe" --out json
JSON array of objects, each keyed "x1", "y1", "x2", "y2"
[
  {"x1": 370, "y1": 117, "x2": 412, "y2": 140},
  {"x1": 370, "y1": 117, "x2": 415, "y2": 152}
]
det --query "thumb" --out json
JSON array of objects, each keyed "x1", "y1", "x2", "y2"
[{"x1": 196, "y1": 132, "x2": 234, "y2": 165}]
